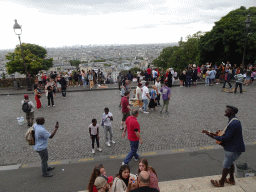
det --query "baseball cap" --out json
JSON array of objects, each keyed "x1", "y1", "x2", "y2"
[
  {"x1": 94, "y1": 176, "x2": 108, "y2": 190},
  {"x1": 24, "y1": 94, "x2": 29, "y2": 99}
]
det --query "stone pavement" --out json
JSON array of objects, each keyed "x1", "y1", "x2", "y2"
[{"x1": 0, "y1": 81, "x2": 255, "y2": 166}]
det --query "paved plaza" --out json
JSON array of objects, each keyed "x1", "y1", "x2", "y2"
[{"x1": 0, "y1": 83, "x2": 256, "y2": 166}]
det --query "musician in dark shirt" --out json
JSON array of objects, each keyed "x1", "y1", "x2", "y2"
[{"x1": 207, "y1": 105, "x2": 245, "y2": 187}]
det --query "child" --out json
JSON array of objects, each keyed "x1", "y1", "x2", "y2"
[{"x1": 89, "y1": 119, "x2": 102, "y2": 154}]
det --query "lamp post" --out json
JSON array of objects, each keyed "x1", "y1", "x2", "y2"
[
  {"x1": 242, "y1": 14, "x2": 252, "y2": 65},
  {"x1": 13, "y1": 19, "x2": 32, "y2": 91}
]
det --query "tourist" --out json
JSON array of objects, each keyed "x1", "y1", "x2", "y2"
[
  {"x1": 147, "y1": 66, "x2": 152, "y2": 81},
  {"x1": 120, "y1": 91, "x2": 131, "y2": 130},
  {"x1": 68, "y1": 69, "x2": 74, "y2": 87},
  {"x1": 74, "y1": 71, "x2": 79, "y2": 87},
  {"x1": 179, "y1": 70, "x2": 185, "y2": 87},
  {"x1": 101, "y1": 108, "x2": 115, "y2": 147},
  {"x1": 205, "y1": 68, "x2": 210, "y2": 86},
  {"x1": 222, "y1": 70, "x2": 232, "y2": 89},
  {"x1": 234, "y1": 71, "x2": 244, "y2": 94},
  {"x1": 117, "y1": 73, "x2": 124, "y2": 90},
  {"x1": 33, "y1": 117, "x2": 59, "y2": 177},
  {"x1": 122, "y1": 110, "x2": 142, "y2": 165},
  {"x1": 88, "y1": 71, "x2": 94, "y2": 89},
  {"x1": 58, "y1": 75, "x2": 67, "y2": 98},
  {"x1": 141, "y1": 82, "x2": 150, "y2": 114},
  {"x1": 209, "y1": 67, "x2": 216, "y2": 86},
  {"x1": 192, "y1": 64, "x2": 197, "y2": 87},
  {"x1": 160, "y1": 82, "x2": 171, "y2": 114},
  {"x1": 34, "y1": 84, "x2": 42, "y2": 110},
  {"x1": 45, "y1": 78, "x2": 55, "y2": 107},
  {"x1": 148, "y1": 85, "x2": 157, "y2": 111},
  {"x1": 94, "y1": 176, "x2": 111, "y2": 192},
  {"x1": 155, "y1": 78, "x2": 161, "y2": 106},
  {"x1": 137, "y1": 158, "x2": 160, "y2": 191},
  {"x1": 134, "y1": 83, "x2": 143, "y2": 112},
  {"x1": 89, "y1": 118, "x2": 102, "y2": 154},
  {"x1": 130, "y1": 171, "x2": 159, "y2": 192},
  {"x1": 87, "y1": 164, "x2": 107, "y2": 192},
  {"x1": 206, "y1": 106, "x2": 245, "y2": 187},
  {"x1": 22, "y1": 94, "x2": 35, "y2": 126},
  {"x1": 111, "y1": 165, "x2": 137, "y2": 192},
  {"x1": 185, "y1": 68, "x2": 192, "y2": 87}
]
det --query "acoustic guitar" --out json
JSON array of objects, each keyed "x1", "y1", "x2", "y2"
[{"x1": 201, "y1": 130, "x2": 223, "y2": 145}]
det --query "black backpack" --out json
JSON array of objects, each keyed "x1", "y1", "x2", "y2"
[{"x1": 22, "y1": 101, "x2": 31, "y2": 113}]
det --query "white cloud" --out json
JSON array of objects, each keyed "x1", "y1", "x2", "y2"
[{"x1": 0, "y1": 0, "x2": 255, "y2": 49}]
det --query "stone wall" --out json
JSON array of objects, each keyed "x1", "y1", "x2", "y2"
[{"x1": 0, "y1": 78, "x2": 35, "y2": 88}]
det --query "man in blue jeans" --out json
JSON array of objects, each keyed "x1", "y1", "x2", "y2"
[
  {"x1": 33, "y1": 117, "x2": 59, "y2": 177},
  {"x1": 206, "y1": 105, "x2": 245, "y2": 187},
  {"x1": 122, "y1": 110, "x2": 143, "y2": 165},
  {"x1": 141, "y1": 81, "x2": 150, "y2": 114}
]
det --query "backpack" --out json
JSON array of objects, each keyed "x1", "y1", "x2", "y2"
[
  {"x1": 22, "y1": 101, "x2": 31, "y2": 113},
  {"x1": 25, "y1": 125, "x2": 35, "y2": 145}
]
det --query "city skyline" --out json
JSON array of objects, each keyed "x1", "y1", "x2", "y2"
[{"x1": 1, "y1": 0, "x2": 255, "y2": 50}]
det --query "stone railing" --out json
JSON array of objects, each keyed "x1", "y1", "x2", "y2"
[{"x1": 0, "y1": 78, "x2": 35, "y2": 88}]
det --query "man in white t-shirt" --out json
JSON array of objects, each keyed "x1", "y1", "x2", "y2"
[
  {"x1": 155, "y1": 77, "x2": 161, "y2": 106},
  {"x1": 141, "y1": 82, "x2": 150, "y2": 114},
  {"x1": 135, "y1": 83, "x2": 143, "y2": 111},
  {"x1": 101, "y1": 108, "x2": 115, "y2": 147}
]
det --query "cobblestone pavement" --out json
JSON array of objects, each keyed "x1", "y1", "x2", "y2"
[{"x1": 0, "y1": 83, "x2": 255, "y2": 166}]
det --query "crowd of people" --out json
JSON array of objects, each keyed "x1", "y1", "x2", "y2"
[
  {"x1": 87, "y1": 158, "x2": 159, "y2": 192},
  {"x1": 20, "y1": 62, "x2": 249, "y2": 190}
]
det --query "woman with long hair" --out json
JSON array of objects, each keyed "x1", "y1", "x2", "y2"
[
  {"x1": 138, "y1": 158, "x2": 160, "y2": 191},
  {"x1": 87, "y1": 164, "x2": 106, "y2": 192},
  {"x1": 34, "y1": 84, "x2": 42, "y2": 110},
  {"x1": 111, "y1": 165, "x2": 136, "y2": 192}
]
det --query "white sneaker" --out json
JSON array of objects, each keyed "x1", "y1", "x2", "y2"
[
  {"x1": 143, "y1": 111, "x2": 149, "y2": 114},
  {"x1": 97, "y1": 148, "x2": 102, "y2": 152},
  {"x1": 139, "y1": 108, "x2": 143, "y2": 112},
  {"x1": 92, "y1": 149, "x2": 95, "y2": 154},
  {"x1": 111, "y1": 140, "x2": 115, "y2": 144},
  {"x1": 106, "y1": 141, "x2": 111, "y2": 147},
  {"x1": 53, "y1": 105, "x2": 55, "y2": 107},
  {"x1": 122, "y1": 162, "x2": 127, "y2": 165}
]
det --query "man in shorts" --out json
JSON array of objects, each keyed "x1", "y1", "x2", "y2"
[
  {"x1": 120, "y1": 91, "x2": 131, "y2": 130},
  {"x1": 206, "y1": 105, "x2": 245, "y2": 187}
]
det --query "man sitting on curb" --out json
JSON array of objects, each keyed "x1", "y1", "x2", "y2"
[{"x1": 130, "y1": 171, "x2": 159, "y2": 192}]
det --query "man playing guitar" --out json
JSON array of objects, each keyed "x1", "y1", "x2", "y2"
[{"x1": 204, "y1": 105, "x2": 245, "y2": 187}]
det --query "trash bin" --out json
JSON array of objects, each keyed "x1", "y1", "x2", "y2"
[
  {"x1": 235, "y1": 163, "x2": 256, "y2": 178},
  {"x1": 13, "y1": 81, "x2": 20, "y2": 90}
]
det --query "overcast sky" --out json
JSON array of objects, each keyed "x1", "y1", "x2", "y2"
[{"x1": 0, "y1": 0, "x2": 255, "y2": 50}]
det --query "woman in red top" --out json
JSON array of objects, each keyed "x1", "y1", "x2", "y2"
[{"x1": 138, "y1": 158, "x2": 160, "y2": 191}]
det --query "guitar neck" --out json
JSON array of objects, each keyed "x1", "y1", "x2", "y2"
[{"x1": 201, "y1": 130, "x2": 218, "y2": 136}]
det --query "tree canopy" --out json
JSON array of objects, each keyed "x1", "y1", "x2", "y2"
[
  {"x1": 152, "y1": 31, "x2": 203, "y2": 71},
  {"x1": 69, "y1": 60, "x2": 81, "y2": 70},
  {"x1": 5, "y1": 43, "x2": 53, "y2": 76},
  {"x1": 199, "y1": 6, "x2": 256, "y2": 65}
]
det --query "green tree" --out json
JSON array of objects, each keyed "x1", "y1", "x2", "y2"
[
  {"x1": 199, "y1": 6, "x2": 256, "y2": 65},
  {"x1": 5, "y1": 43, "x2": 53, "y2": 76},
  {"x1": 69, "y1": 60, "x2": 81, "y2": 70}
]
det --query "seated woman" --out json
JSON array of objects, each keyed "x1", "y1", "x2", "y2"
[
  {"x1": 88, "y1": 164, "x2": 107, "y2": 192},
  {"x1": 138, "y1": 158, "x2": 160, "y2": 191},
  {"x1": 111, "y1": 165, "x2": 137, "y2": 192}
]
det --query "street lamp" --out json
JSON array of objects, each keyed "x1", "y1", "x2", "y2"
[
  {"x1": 13, "y1": 19, "x2": 32, "y2": 91},
  {"x1": 242, "y1": 14, "x2": 252, "y2": 65}
]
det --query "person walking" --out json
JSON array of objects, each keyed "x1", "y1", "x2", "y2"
[
  {"x1": 89, "y1": 119, "x2": 102, "y2": 154},
  {"x1": 141, "y1": 82, "x2": 150, "y2": 114},
  {"x1": 120, "y1": 91, "x2": 132, "y2": 130},
  {"x1": 101, "y1": 108, "x2": 115, "y2": 147},
  {"x1": 160, "y1": 82, "x2": 171, "y2": 114},
  {"x1": 22, "y1": 94, "x2": 35, "y2": 126},
  {"x1": 134, "y1": 83, "x2": 143, "y2": 112},
  {"x1": 222, "y1": 70, "x2": 232, "y2": 89},
  {"x1": 122, "y1": 110, "x2": 143, "y2": 165},
  {"x1": 206, "y1": 106, "x2": 245, "y2": 187},
  {"x1": 33, "y1": 117, "x2": 59, "y2": 177}
]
